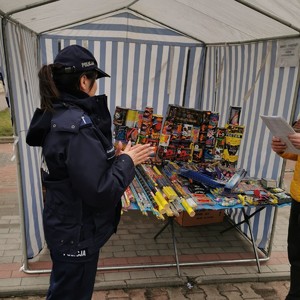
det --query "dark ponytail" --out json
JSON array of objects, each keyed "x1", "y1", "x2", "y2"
[
  {"x1": 38, "y1": 64, "x2": 98, "y2": 111},
  {"x1": 38, "y1": 65, "x2": 60, "y2": 111}
]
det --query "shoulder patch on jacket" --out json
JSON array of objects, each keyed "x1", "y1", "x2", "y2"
[{"x1": 51, "y1": 107, "x2": 84, "y2": 133}]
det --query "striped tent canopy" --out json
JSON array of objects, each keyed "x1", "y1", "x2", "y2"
[
  {"x1": 0, "y1": 0, "x2": 299, "y2": 260},
  {"x1": 40, "y1": 12, "x2": 205, "y2": 116}
]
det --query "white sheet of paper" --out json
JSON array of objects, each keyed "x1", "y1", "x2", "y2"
[{"x1": 261, "y1": 115, "x2": 300, "y2": 154}]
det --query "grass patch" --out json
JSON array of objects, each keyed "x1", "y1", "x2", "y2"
[{"x1": 0, "y1": 108, "x2": 13, "y2": 136}]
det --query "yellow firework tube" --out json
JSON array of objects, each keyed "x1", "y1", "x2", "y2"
[
  {"x1": 181, "y1": 198, "x2": 195, "y2": 217},
  {"x1": 153, "y1": 194, "x2": 166, "y2": 214},
  {"x1": 162, "y1": 186, "x2": 177, "y2": 201},
  {"x1": 155, "y1": 190, "x2": 169, "y2": 210},
  {"x1": 152, "y1": 165, "x2": 162, "y2": 175},
  {"x1": 237, "y1": 194, "x2": 245, "y2": 205}
]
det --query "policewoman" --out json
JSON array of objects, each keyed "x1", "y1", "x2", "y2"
[{"x1": 26, "y1": 45, "x2": 153, "y2": 300}]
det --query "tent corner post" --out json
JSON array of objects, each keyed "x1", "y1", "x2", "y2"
[{"x1": 2, "y1": 17, "x2": 31, "y2": 270}]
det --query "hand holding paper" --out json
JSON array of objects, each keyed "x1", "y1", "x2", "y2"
[{"x1": 260, "y1": 115, "x2": 300, "y2": 154}]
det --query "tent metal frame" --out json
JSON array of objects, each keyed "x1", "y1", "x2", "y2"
[{"x1": 20, "y1": 206, "x2": 278, "y2": 277}]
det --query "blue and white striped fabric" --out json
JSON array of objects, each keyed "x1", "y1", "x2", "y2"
[
  {"x1": 3, "y1": 21, "x2": 44, "y2": 258},
  {"x1": 202, "y1": 41, "x2": 299, "y2": 249},
  {"x1": 40, "y1": 12, "x2": 205, "y2": 116},
  {"x1": 226, "y1": 206, "x2": 276, "y2": 251},
  {"x1": 202, "y1": 40, "x2": 300, "y2": 180}
]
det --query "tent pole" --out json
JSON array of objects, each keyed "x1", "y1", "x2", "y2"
[
  {"x1": 265, "y1": 206, "x2": 278, "y2": 257},
  {"x1": 214, "y1": 47, "x2": 218, "y2": 112},
  {"x1": 182, "y1": 48, "x2": 191, "y2": 107},
  {"x1": 1, "y1": 17, "x2": 30, "y2": 270},
  {"x1": 197, "y1": 45, "x2": 207, "y2": 109},
  {"x1": 235, "y1": 0, "x2": 300, "y2": 33},
  {"x1": 288, "y1": 63, "x2": 300, "y2": 125}
]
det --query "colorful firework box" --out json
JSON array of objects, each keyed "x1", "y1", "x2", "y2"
[
  {"x1": 113, "y1": 106, "x2": 163, "y2": 163},
  {"x1": 113, "y1": 104, "x2": 244, "y2": 165},
  {"x1": 157, "y1": 105, "x2": 220, "y2": 163}
]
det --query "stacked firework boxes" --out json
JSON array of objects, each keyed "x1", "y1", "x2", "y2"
[
  {"x1": 157, "y1": 105, "x2": 244, "y2": 167},
  {"x1": 113, "y1": 106, "x2": 163, "y2": 163},
  {"x1": 113, "y1": 105, "x2": 245, "y2": 223},
  {"x1": 113, "y1": 104, "x2": 244, "y2": 166},
  {"x1": 157, "y1": 105, "x2": 220, "y2": 163}
]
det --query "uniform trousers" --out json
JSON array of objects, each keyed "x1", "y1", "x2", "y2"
[
  {"x1": 286, "y1": 199, "x2": 300, "y2": 300},
  {"x1": 46, "y1": 250, "x2": 100, "y2": 300}
]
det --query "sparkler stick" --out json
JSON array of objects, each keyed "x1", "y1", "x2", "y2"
[
  {"x1": 153, "y1": 165, "x2": 195, "y2": 216},
  {"x1": 158, "y1": 165, "x2": 197, "y2": 212},
  {"x1": 150, "y1": 165, "x2": 177, "y2": 201},
  {"x1": 130, "y1": 179, "x2": 148, "y2": 216},
  {"x1": 139, "y1": 165, "x2": 170, "y2": 210},
  {"x1": 161, "y1": 163, "x2": 198, "y2": 209},
  {"x1": 135, "y1": 168, "x2": 165, "y2": 219}
]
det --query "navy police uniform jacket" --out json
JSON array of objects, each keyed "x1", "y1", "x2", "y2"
[{"x1": 26, "y1": 92, "x2": 135, "y2": 258}]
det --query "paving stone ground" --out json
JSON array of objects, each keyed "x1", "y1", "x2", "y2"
[
  {"x1": 0, "y1": 142, "x2": 293, "y2": 299},
  {"x1": 0, "y1": 281, "x2": 291, "y2": 299}
]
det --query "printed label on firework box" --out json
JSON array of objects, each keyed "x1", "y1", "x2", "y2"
[{"x1": 175, "y1": 210, "x2": 224, "y2": 226}]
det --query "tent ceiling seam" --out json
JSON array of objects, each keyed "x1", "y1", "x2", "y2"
[
  {"x1": 174, "y1": 0, "x2": 257, "y2": 41},
  {"x1": 38, "y1": 6, "x2": 204, "y2": 45},
  {"x1": 206, "y1": 34, "x2": 300, "y2": 47},
  {"x1": 6, "y1": 0, "x2": 60, "y2": 16},
  {"x1": 126, "y1": 0, "x2": 140, "y2": 9},
  {"x1": 0, "y1": 11, "x2": 38, "y2": 35},
  {"x1": 38, "y1": 7, "x2": 129, "y2": 35},
  {"x1": 127, "y1": 8, "x2": 205, "y2": 45}
]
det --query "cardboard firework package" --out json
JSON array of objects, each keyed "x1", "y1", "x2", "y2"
[
  {"x1": 222, "y1": 124, "x2": 245, "y2": 167},
  {"x1": 214, "y1": 127, "x2": 226, "y2": 161},
  {"x1": 157, "y1": 105, "x2": 220, "y2": 164},
  {"x1": 203, "y1": 112, "x2": 219, "y2": 163},
  {"x1": 158, "y1": 105, "x2": 197, "y2": 162},
  {"x1": 113, "y1": 106, "x2": 128, "y2": 126},
  {"x1": 140, "y1": 107, "x2": 153, "y2": 137},
  {"x1": 151, "y1": 115, "x2": 163, "y2": 139},
  {"x1": 191, "y1": 143, "x2": 204, "y2": 163},
  {"x1": 228, "y1": 106, "x2": 241, "y2": 125},
  {"x1": 113, "y1": 107, "x2": 140, "y2": 143},
  {"x1": 113, "y1": 105, "x2": 163, "y2": 163}
]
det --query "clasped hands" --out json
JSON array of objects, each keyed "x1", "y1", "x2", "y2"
[{"x1": 115, "y1": 141, "x2": 155, "y2": 166}]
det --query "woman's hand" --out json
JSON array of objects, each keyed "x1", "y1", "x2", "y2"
[
  {"x1": 271, "y1": 136, "x2": 286, "y2": 154},
  {"x1": 121, "y1": 141, "x2": 155, "y2": 166}
]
